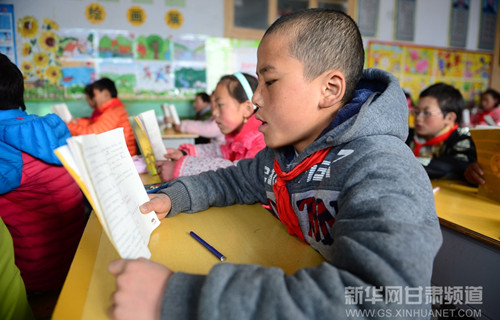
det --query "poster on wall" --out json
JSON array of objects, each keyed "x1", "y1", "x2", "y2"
[
  {"x1": 173, "y1": 35, "x2": 206, "y2": 62},
  {"x1": 98, "y1": 31, "x2": 135, "y2": 58},
  {"x1": 395, "y1": 0, "x2": 415, "y2": 41},
  {"x1": 135, "y1": 60, "x2": 175, "y2": 97},
  {"x1": 357, "y1": 0, "x2": 379, "y2": 37},
  {"x1": 174, "y1": 62, "x2": 206, "y2": 92},
  {"x1": 449, "y1": 0, "x2": 470, "y2": 47},
  {"x1": 367, "y1": 41, "x2": 492, "y2": 104},
  {"x1": 59, "y1": 29, "x2": 96, "y2": 59},
  {"x1": 0, "y1": 4, "x2": 17, "y2": 64},
  {"x1": 478, "y1": 0, "x2": 498, "y2": 50},
  {"x1": 97, "y1": 60, "x2": 137, "y2": 98},
  {"x1": 136, "y1": 34, "x2": 172, "y2": 60},
  {"x1": 60, "y1": 60, "x2": 96, "y2": 94}
]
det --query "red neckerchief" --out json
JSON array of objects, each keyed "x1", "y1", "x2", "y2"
[
  {"x1": 89, "y1": 109, "x2": 101, "y2": 121},
  {"x1": 273, "y1": 147, "x2": 331, "y2": 242},
  {"x1": 413, "y1": 124, "x2": 458, "y2": 156}
]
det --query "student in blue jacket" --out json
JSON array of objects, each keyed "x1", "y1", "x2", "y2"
[{"x1": 108, "y1": 9, "x2": 442, "y2": 320}]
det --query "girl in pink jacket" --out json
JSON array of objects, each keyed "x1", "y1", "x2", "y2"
[{"x1": 156, "y1": 73, "x2": 265, "y2": 181}]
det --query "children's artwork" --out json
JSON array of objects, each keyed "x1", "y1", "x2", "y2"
[
  {"x1": 98, "y1": 60, "x2": 137, "y2": 98},
  {"x1": 60, "y1": 60, "x2": 96, "y2": 93},
  {"x1": 135, "y1": 61, "x2": 174, "y2": 94},
  {"x1": 367, "y1": 41, "x2": 492, "y2": 104},
  {"x1": 172, "y1": 35, "x2": 206, "y2": 62},
  {"x1": 59, "y1": 29, "x2": 95, "y2": 59},
  {"x1": 174, "y1": 63, "x2": 206, "y2": 90},
  {"x1": 232, "y1": 39, "x2": 259, "y2": 76},
  {"x1": 135, "y1": 34, "x2": 172, "y2": 61},
  {"x1": 17, "y1": 16, "x2": 65, "y2": 99},
  {"x1": 98, "y1": 31, "x2": 134, "y2": 58}
]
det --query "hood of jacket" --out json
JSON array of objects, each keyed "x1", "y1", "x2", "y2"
[
  {"x1": 0, "y1": 109, "x2": 71, "y2": 193},
  {"x1": 282, "y1": 68, "x2": 408, "y2": 165}
]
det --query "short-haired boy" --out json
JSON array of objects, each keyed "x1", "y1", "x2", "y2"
[
  {"x1": 66, "y1": 77, "x2": 137, "y2": 156},
  {"x1": 408, "y1": 83, "x2": 476, "y2": 179},
  {"x1": 108, "y1": 9, "x2": 442, "y2": 320}
]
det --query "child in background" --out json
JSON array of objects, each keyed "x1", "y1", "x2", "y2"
[
  {"x1": 0, "y1": 53, "x2": 85, "y2": 293},
  {"x1": 108, "y1": 9, "x2": 442, "y2": 320},
  {"x1": 167, "y1": 91, "x2": 225, "y2": 144},
  {"x1": 0, "y1": 217, "x2": 34, "y2": 320},
  {"x1": 470, "y1": 88, "x2": 500, "y2": 126},
  {"x1": 408, "y1": 83, "x2": 476, "y2": 179},
  {"x1": 66, "y1": 77, "x2": 137, "y2": 156},
  {"x1": 155, "y1": 72, "x2": 265, "y2": 182}
]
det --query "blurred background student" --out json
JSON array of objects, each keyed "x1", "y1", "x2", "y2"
[
  {"x1": 470, "y1": 88, "x2": 500, "y2": 126},
  {"x1": 407, "y1": 82, "x2": 476, "y2": 180},
  {"x1": 155, "y1": 72, "x2": 265, "y2": 182},
  {"x1": 66, "y1": 77, "x2": 137, "y2": 156},
  {"x1": 0, "y1": 53, "x2": 85, "y2": 295},
  {"x1": 0, "y1": 217, "x2": 34, "y2": 320},
  {"x1": 166, "y1": 91, "x2": 225, "y2": 144}
]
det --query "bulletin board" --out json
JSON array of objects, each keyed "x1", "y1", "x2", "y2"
[
  {"x1": 367, "y1": 40, "x2": 493, "y2": 104},
  {"x1": 16, "y1": 15, "x2": 258, "y2": 101}
]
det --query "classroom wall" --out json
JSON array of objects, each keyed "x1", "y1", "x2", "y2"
[{"x1": 4, "y1": 0, "x2": 496, "y2": 116}]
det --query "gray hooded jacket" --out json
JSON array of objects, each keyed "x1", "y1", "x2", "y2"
[{"x1": 160, "y1": 68, "x2": 443, "y2": 319}]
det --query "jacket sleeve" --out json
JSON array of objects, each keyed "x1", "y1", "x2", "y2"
[
  {"x1": 66, "y1": 109, "x2": 123, "y2": 136},
  {"x1": 172, "y1": 155, "x2": 237, "y2": 180},
  {"x1": 180, "y1": 119, "x2": 224, "y2": 139},
  {"x1": 424, "y1": 134, "x2": 476, "y2": 179},
  {"x1": 159, "y1": 143, "x2": 442, "y2": 320}
]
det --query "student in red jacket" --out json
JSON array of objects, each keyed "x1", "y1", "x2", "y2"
[
  {"x1": 0, "y1": 53, "x2": 85, "y2": 293},
  {"x1": 66, "y1": 78, "x2": 137, "y2": 156}
]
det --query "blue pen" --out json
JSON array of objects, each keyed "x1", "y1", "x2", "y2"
[{"x1": 189, "y1": 231, "x2": 226, "y2": 262}]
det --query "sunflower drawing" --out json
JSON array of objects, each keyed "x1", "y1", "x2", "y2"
[
  {"x1": 33, "y1": 52, "x2": 49, "y2": 67},
  {"x1": 22, "y1": 43, "x2": 32, "y2": 57},
  {"x1": 43, "y1": 18, "x2": 59, "y2": 31},
  {"x1": 17, "y1": 16, "x2": 38, "y2": 38},
  {"x1": 45, "y1": 66, "x2": 61, "y2": 84},
  {"x1": 21, "y1": 61, "x2": 33, "y2": 74},
  {"x1": 39, "y1": 31, "x2": 59, "y2": 52}
]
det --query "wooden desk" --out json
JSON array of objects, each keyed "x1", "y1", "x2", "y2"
[
  {"x1": 431, "y1": 180, "x2": 500, "y2": 318},
  {"x1": 52, "y1": 204, "x2": 324, "y2": 319},
  {"x1": 162, "y1": 127, "x2": 198, "y2": 149}
]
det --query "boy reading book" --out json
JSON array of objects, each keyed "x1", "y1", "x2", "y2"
[{"x1": 108, "y1": 9, "x2": 442, "y2": 320}]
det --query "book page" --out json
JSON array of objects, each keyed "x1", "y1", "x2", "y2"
[
  {"x1": 169, "y1": 104, "x2": 181, "y2": 125},
  {"x1": 51, "y1": 103, "x2": 73, "y2": 123},
  {"x1": 137, "y1": 110, "x2": 167, "y2": 161}
]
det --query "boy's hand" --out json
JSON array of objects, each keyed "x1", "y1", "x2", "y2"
[
  {"x1": 155, "y1": 160, "x2": 176, "y2": 182},
  {"x1": 164, "y1": 148, "x2": 183, "y2": 160},
  {"x1": 140, "y1": 193, "x2": 171, "y2": 220},
  {"x1": 464, "y1": 162, "x2": 485, "y2": 185},
  {"x1": 108, "y1": 258, "x2": 173, "y2": 320}
]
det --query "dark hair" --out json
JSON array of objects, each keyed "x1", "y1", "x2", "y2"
[
  {"x1": 0, "y1": 53, "x2": 26, "y2": 111},
  {"x1": 84, "y1": 83, "x2": 94, "y2": 99},
  {"x1": 482, "y1": 88, "x2": 500, "y2": 105},
  {"x1": 196, "y1": 92, "x2": 211, "y2": 103},
  {"x1": 263, "y1": 8, "x2": 364, "y2": 104},
  {"x1": 420, "y1": 83, "x2": 464, "y2": 124},
  {"x1": 93, "y1": 77, "x2": 117, "y2": 98},
  {"x1": 217, "y1": 73, "x2": 258, "y2": 103}
]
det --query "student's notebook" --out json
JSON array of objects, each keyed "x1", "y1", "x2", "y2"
[
  {"x1": 54, "y1": 128, "x2": 161, "y2": 259},
  {"x1": 51, "y1": 103, "x2": 73, "y2": 123},
  {"x1": 469, "y1": 127, "x2": 500, "y2": 203}
]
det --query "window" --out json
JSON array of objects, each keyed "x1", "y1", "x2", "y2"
[{"x1": 225, "y1": 0, "x2": 356, "y2": 40}]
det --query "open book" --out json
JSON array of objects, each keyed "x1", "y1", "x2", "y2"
[
  {"x1": 51, "y1": 103, "x2": 73, "y2": 123},
  {"x1": 470, "y1": 127, "x2": 500, "y2": 203},
  {"x1": 54, "y1": 128, "x2": 161, "y2": 259},
  {"x1": 135, "y1": 109, "x2": 167, "y2": 162},
  {"x1": 162, "y1": 103, "x2": 180, "y2": 125}
]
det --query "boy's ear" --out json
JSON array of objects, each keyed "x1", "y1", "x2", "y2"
[
  {"x1": 444, "y1": 111, "x2": 457, "y2": 124},
  {"x1": 319, "y1": 70, "x2": 346, "y2": 109}
]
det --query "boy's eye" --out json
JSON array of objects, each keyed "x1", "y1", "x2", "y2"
[{"x1": 265, "y1": 80, "x2": 275, "y2": 86}]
